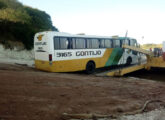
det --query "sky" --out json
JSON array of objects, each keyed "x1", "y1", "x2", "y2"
[{"x1": 20, "y1": 0, "x2": 165, "y2": 44}]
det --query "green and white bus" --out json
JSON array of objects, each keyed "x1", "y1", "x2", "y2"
[{"x1": 34, "y1": 31, "x2": 142, "y2": 73}]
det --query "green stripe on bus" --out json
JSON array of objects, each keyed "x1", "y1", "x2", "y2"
[
  {"x1": 112, "y1": 48, "x2": 123, "y2": 65},
  {"x1": 105, "y1": 48, "x2": 123, "y2": 67}
]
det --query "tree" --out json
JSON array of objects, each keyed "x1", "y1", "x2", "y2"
[
  {"x1": 0, "y1": 1, "x2": 7, "y2": 9},
  {"x1": 24, "y1": 6, "x2": 58, "y2": 31},
  {"x1": 0, "y1": 0, "x2": 58, "y2": 49}
]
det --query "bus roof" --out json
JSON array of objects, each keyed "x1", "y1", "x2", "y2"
[{"x1": 36, "y1": 31, "x2": 135, "y2": 40}]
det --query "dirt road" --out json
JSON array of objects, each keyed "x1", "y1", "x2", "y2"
[{"x1": 0, "y1": 63, "x2": 165, "y2": 120}]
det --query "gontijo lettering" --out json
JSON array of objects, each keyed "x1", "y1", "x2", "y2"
[
  {"x1": 56, "y1": 50, "x2": 102, "y2": 57},
  {"x1": 35, "y1": 42, "x2": 47, "y2": 45},
  {"x1": 76, "y1": 50, "x2": 101, "y2": 56}
]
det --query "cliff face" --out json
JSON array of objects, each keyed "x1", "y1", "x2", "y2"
[
  {"x1": 0, "y1": 0, "x2": 58, "y2": 50},
  {"x1": 0, "y1": 44, "x2": 34, "y2": 66}
]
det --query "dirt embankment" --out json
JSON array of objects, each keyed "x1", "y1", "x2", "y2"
[
  {"x1": 0, "y1": 63, "x2": 165, "y2": 120},
  {"x1": 0, "y1": 44, "x2": 34, "y2": 67}
]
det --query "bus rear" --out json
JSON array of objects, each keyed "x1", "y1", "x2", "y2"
[{"x1": 34, "y1": 32, "x2": 54, "y2": 71}]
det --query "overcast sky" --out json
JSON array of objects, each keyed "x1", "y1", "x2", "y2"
[{"x1": 20, "y1": 0, "x2": 165, "y2": 44}]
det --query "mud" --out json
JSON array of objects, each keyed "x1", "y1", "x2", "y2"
[
  {"x1": 0, "y1": 63, "x2": 165, "y2": 120},
  {"x1": 127, "y1": 68, "x2": 165, "y2": 82}
]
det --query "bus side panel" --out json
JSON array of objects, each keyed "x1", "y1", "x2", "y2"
[
  {"x1": 35, "y1": 60, "x2": 54, "y2": 72},
  {"x1": 51, "y1": 48, "x2": 113, "y2": 72},
  {"x1": 34, "y1": 48, "x2": 123, "y2": 72},
  {"x1": 105, "y1": 48, "x2": 124, "y2": 66}
]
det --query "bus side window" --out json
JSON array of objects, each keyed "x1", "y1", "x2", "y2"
[
  {"x1": 67, "y1": 37, "x2": 72, "y2": 49},
  {"x1": 72, "y1": 38, "x2": 76, "y2": 49},
  {"x1": 134, "y1": 40, "x2": 138, "y2": 47},
  {"x1": 120, "y1": 40, "x2": 123, "y2": 47},
  {"x1": 130, "y1": 39, "x2": 137, "y2": 46},
  {"x1": 87, "y1": 39, "x2": 91, "y2": 49},
  {"x1": 100, "y1": 39, "x2": 105, "y2": 48},
  {"x1": 128, "y1": 40, "x2": 130, "y2": 46},
  {"x1": 54, "y1": 37, "x2": 60, "y2": 49},
  {"x1": 115, "y1": 40, "x2": 120, "y2": 48},
  {"x1": 113, "y1": 39, "x2": 120, "y2": 48},
  {"x1": 91, "y1": 39, "x2": 99, "y2": 49},
  {"x1": 130, "y1": 40, "x2": 133, "y2": 46},
  {"x1": 60, "y1": 37, "x2": 69, "y2": 49},
  {"x1": 124, "y1": 39, "x2": 130, "y2": 45},
  {"x1": 110, "y1": 39, "x2": 112, "y2": 48},
  {"x1": 75, "y1": 38, "x2": 86, "y2": 49},
  {"x1": 105, "y1": 39, "x2": 112, "y2": 48}
]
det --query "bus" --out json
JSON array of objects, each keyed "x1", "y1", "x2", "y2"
[{"x1": 34, "y1": 31, "x2": 142, "y2": 73}]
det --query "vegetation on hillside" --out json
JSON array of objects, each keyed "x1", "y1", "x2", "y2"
[{"x1": 0, "y1": 0, "x2": 58, "y2": 49}]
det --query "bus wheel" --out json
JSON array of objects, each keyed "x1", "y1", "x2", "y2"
[
  {"x1": 86, "y1": 61, "x2": 95, "y2": 74},
  {"x1": 126, "y1": 57, "x2": 132, "y2": 65}
]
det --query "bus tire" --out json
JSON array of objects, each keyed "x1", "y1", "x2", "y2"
[
  {"x1": 86, "y1": 61, "x2": 95, "y2": 74},
  {"x1": 126, "y1": 57, "x2": 132, "y2": 65}
]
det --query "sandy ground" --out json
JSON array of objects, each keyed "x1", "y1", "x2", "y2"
[{"x1": 1, "y1": 45, "x2": 165, "y2": 120}]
